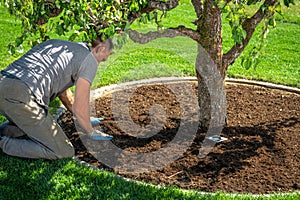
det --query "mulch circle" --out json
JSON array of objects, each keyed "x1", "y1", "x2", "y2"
[{"x1": 59, "y1": 80, "x2": 300, "y2": 194}]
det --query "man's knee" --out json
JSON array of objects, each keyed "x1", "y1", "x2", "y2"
[
  {"x1": 48, "y1": 146, "x2": 75, "y2": 160},
  {"x1": 56, "y1": 147, "x2": 75, "y2": 159}
]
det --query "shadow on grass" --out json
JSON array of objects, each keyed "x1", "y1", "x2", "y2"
[{"x1": 0, "y1": 152, "x2": 208, "y2": 199}]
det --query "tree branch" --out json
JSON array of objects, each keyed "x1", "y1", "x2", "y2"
[
  {"x1": 127, "y1": 26, "x2": 200, "y2": 44},
  {"x1": 148, "y1": 0, "x2": 179, "y2": 10},
  {"x1": 222, "y1": 0, "x2": 277, "y2": 70},
  {"x1": 191, "y1": 0, "x2": 203, "y2": 18},
  {"x1": 128, "y1": 0, "x2": 179, "y2": 23}
]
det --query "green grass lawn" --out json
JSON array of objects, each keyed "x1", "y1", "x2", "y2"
[{"x1": 0, "y1": 1, "x2": 299, "y2": 199}]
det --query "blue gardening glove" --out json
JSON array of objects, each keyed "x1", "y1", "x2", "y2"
[
  {"x1": 90, "y1": 117, "x2": 104, "y2": 127},
  {"x1": 88, "y1": 129, "x2": 113, "y2": 141}
]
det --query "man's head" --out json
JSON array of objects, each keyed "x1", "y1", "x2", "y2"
[{"x1": 91, "y1": 37, "x2": 114, "y2": 64}]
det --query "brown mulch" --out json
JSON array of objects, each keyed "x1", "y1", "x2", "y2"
[{"x1": 59, "y1": 81, "x2": 300, "y2": 194}]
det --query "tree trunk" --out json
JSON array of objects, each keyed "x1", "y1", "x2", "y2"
[{"x1": 196, "y1": 0, "x2": 225, "y2": 130}]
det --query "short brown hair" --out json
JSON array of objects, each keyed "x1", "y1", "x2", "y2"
[{"x1": 91, "y1": 37, "x2": 114, "y2": 50}]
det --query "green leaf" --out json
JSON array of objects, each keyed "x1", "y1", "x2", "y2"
[
  {"x1": 15, "y1": 44, "x2": 24, "y2": 54},
  {"x1": 124, "y1": 21, "x2": 131, "y2": 31},
  {"x1": 275, "y1": 4, "x2": 282, "y2": 14},
  {"x1": 284, "y1": 0, "x2": 295, "y2": 7},
  {"x1": 244, "y1": 58, "x2": 253, "y2": 70},
  {"x1": 73, "y1": 24, "x2": 81, "y2": 30},
  {"x1": 8, "y1": 43, "x2": 16, "y2": 55},
  {"x1": 147, "y1": 12, "x2": 154, "y2": 21},
  {"x1": 141, "y1": 15, "x2": 147, "y2": 24},
  {"x1": 106, "y1": 25, "x2": 116, "y2": 37},
  {"x1": 55, "y1": 23, "x2": 64, "y2": 35},
  {"x1": 129, "y1": 1, "x2": 139, "y2": 11},
  {"x1": 15, "y1": 36, "x2": 23, "y2": 47},
  {"x1": 253, "y1": 57, "x2": 260, "y2": 70},
  {"x1": 241, "y1": 29, "x2": 247, "y2": 40},
  {"x1": 268, "y1": 17, "x2": 276, "y2": 28},
  {"x1": 55, "y1": 0, "x2": 61, "y2": 9},
  {"x1": 69, "y1": 33, "x2": 78, "y2": 41}
]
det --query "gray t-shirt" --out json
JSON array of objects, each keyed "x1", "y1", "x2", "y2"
[{"x1": 3, "y1": 39, "x2": 98, "y2": 106}]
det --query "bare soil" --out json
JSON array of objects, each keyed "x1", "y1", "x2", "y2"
[{"x1": 59, "y1": 81, "x2": 300, "y2": 194}]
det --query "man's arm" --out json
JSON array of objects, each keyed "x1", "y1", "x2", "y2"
[
  {"x1": 58, "y1": 88, "x2": 74, "y2": 112},
  {"x1": 72, "y1": 77, "x2": 93, "y2": 133}
]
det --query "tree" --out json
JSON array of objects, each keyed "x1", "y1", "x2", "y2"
[{"x1": 1, "y1": 0, "x2": 294, "y2": 130}]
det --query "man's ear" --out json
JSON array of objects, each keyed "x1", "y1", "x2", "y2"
[{"x1": 95, "y1": 45, "x2": 105, "y2": 54}]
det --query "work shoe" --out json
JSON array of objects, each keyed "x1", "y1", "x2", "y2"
[
  {"x1": 0, "y1": 121, "x2": 9, "y2": 143},
  {"x1": 0, "y1": 121, "x2": 10, "y2": 130},
  {"x1": 0, "y1": 121, "x2": 11, "y2": 137},
  {"x1": 0, "y1": 121, "x2": 25, "y2": 138}
]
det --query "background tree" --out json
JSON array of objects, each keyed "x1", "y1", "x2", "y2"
[{"x1": 1, "y1": 0, "x2": 294, "y2": 130}]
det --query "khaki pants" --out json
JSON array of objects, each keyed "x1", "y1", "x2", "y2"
[{"x1": 0, "y1": 75, "x2": 74, "y2": 159}]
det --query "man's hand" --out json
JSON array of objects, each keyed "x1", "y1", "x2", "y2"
[
  {"x1": 90, "y1": 117, "x2": 104, "y2": 127},
  {"x1": 88, "y1": 129, "x2": 113, "y2": 141}
]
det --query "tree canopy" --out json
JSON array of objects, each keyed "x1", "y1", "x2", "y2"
[{"x1": 1, "y1": 0, "x2": 294, "y2": 68}]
